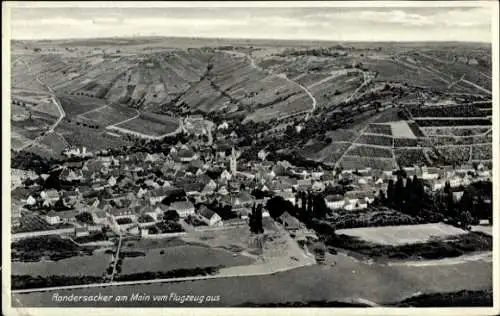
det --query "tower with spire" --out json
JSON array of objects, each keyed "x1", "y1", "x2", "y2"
[{"x1": 230, "y1": 147, "x2": 240, "y2": 175}]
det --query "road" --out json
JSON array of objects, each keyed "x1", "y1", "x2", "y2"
[
  {"x1": 77, "y1": 104, "x2": 109, "y2": 118},
  {"x1": 415, "y1": 53, "x2": 491, "y2": 95},
  {"x1": 460, "y1": 79, "x2": 492, "y2": 95},
  {"x1": 344, "y1": 70, "x2": 371, "y2": 104},
  {"x1": 107, "y1": 108, "x2": 140, "y2": 128},
  {"x1": 277, "y1": 73, "x2": 317, "y2": 120},
  {"x1": 220, "y1": 50, "x2": 317, "y2": 121},
  {"x1": 13, "y1": 59, "x2": 66, "y2": 151},
  {"x1": 106, "y1": 116, "x2": 183, "y2": 140},
  {"x1": 306, "y1": 69, "x2": 359, "y2": 89},
  {"x1": 12, "y1": 251, "x2": 315, "y2": 294},
  {"x1": 109, "y1": 235, "x2": 123, "y2": 282}
]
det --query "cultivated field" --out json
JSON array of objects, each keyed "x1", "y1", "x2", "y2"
[
  {"x1": 336, "y1": 223, "x2": 468, "y2": 246},
  {"x1": 365, "y1": 123, "x2": 393, "y2": 136},
  {"x1": 339, "y1": 156, "x2": 396, "y2": 170},
  {"x1": 346, "y1": 145, "x2": 393, "y2": 158},
  {"x1": 56, "y1": 121, "x2": 133, "y2": 151},
  {"x1": 394, "y1": 148, "x2": 432, "y2": 167},
  {"x1": 80, "y1": 104, "x2": 138, "y2": 126},
  {"x1": 436, "y1": 146, "x2": 472, "y2": 165},
  {"x1": 389, "y1": 121, "x2": 416, "y2": 138},
  {"x1": 120, "y1": 242, "x2": 253, "y2": 275},
  {"x1": 114, "y1": 114, "x2": 180, "y2": 137},
  {"x1": 12, "y1": 252, "x2": 110, "y2": 277},
  {"x1": 58, "y1": 94, "x2": 108, "y2": 116}
]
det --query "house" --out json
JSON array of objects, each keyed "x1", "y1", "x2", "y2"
[
  {"x1": 61, "y1": 191, "x2": 82, "y2": 208},
  {"x1": 177, "y1": 147, "x2": 197, "y2": 163},
  {"x1": 343, "y1": 199, "x2": 368, "y2": 211},
  {"x1": 278, "y1": 212, "x2": 302, "y2": 232},
  {"x1": 201, "y1": 180, "x2": 217, "y2": 195},
  {"x1": 45, "y1": 211, "x2": 60, "y2": 225},
  {"x1": 421, "y1": 166, "x2": 440, "y2": 180},
  {"x1": 26, "y1": 195, "x2": 37, "y2": 206},
  {"x1": 184, "y1": 182, "x2": 204, "y2": 197},
  {"x1": 169, "y1": 201, "x2": 195, "y2": 218},
  {"x1": 325, "y1": 195, "x2": 345, "y2": 210},
  {"x1": 91, "y1": 210, "x2": 108, "y2": 225},
  {"x1": 40, "y1": 189, "x2": 60, "y2": 207},
  {"x1": 218, "y1": 121, "x2": 229, "y2": 130},
  {"x1": 60, "y1": 168, "x2": 84, "y2": 182},
  {"x1": 321, "y1": 172, "x2": 336, "y2": 184},
  {"x1": 234, "y1": 206, "x2": 252, "y2": 220},
  {"x1": 453, "y1": 191, "x2": 464, "y2": 203},
  {"x1": 107, "y1": 176, "x2": 117, "y2": 187},
  {"x1": 58, "y1": 210, "x2": 78, "y2": 224},
  {"x1": 75, "y1": 227, "x2": 90, "y2": 238},
  {"x1": 449, "y1": 177, "x2": 462, "y2": 188},
  {"x1": 141, "y1": 206, "x2": 162, "y2": 222},
  {"x1": 147, "y1": 187, "x2": 174, "y2": 205},
  {"x1": 233, "y1": 190, "x2": 254, "y2": 207},
  {"x1": 196, "y1": 205, "x2": 223, "y2": 227},
  {"x1": 312, "y1": 181, "x2": 325, "y2": 192},
  {"x1": 296, "y1": 178, "x2": 312, "y2": 186},
  {"x1": 218, "y1": 186, "x2": 229, "y2": 196},
  {"x1": 108, "y1": 208, "x2": 137, "y2": 221},
  {"x1": 144, "y1": 179, "x2": 160, "y2": 188},
  {"x1": 220, "y1": 169, "x2": 232, "y2": 182}
]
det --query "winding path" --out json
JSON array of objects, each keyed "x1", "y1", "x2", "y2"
[
  {"x1": 277, "y1": 73, "x2": 317, "y2": 120},
  {"x1": 220, "y1": 50, "x2": 317, "y2": 121},
  {"x1": 14, "y1": 59, "x2": 66, "y2": 151}
]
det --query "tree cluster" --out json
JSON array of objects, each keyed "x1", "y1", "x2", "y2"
[
  {"x1": 248, "y1": 203, "x2": 264, "y2": 234},
  {"x1": 383, "y1": 175, "x2": 426, "y2": 216}
]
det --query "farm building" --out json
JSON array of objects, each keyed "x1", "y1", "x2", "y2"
[
  {"x1": 325, "y1": 195, "x2": 345, "y2": 210},
  {"x1": 44, "y1": 211, "x2": 60, "y2": 225},
  {"x1": 196, "y1": 205, "x2": 223, "y2": 227},
  {"x1": 169, "y1": 201, "x2": 195, "y2": 218},
  {"x1": 108, "y1": 208, "x2": 138, "y2": 222}
]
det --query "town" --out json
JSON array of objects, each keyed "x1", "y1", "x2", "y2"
[{"x1": 8, "y1": 6, "x2": 494, "y2": 308}]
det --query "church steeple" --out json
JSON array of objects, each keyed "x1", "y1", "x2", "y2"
[{"x1": 230, "y1": 147, "x2": 240, "y2": 175}]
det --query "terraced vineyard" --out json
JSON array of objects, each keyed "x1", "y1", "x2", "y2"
[
  {"x1": 364, "y1": 123, "x2": 393, "y2": 136},
  {"x1": 471, "y1": 144, "x2": 492, "y2": 160},
  {"x1": 435, "y1": 146, "x2": 472, "y2": 165},
  {"x1": 113, "y1": 112, "x2": 180, "y2": 137},
  {"x1": 356, "y1": 134, "x2": 393, "y2": 147},
  {"x1": 394, "y1": 148, "x2": 432, "y2": 167},
  {"x1": 58, "y1": 94, "x2": 108, "y2": 116},
  {"x1": 346, "y1": 145, "x2": 393, "y2": 158},
  {"x1": 339, "y1": 156, "x2": 395, "y2": 170},
  {"x1": 80, "y1": 104, "x2": 138, "y2": 127}
]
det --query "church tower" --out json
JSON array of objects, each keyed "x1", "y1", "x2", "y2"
[{"x1": 230, "y1": 147, "x2": 239, "y2": 175}]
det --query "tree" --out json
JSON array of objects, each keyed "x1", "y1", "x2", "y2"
[
  {"x1": 404, "y1": 177, "x2": 414, "y2": 214},
  {"x1": 444, "y1": 181, "x2": 454, "y2": 216},
  {"x1": 307, "y1": 192, "x2": 313, "y2": 215},
  {"x1": 313, "y1": 195, "x2": 328, "y2": 219},
  {"x1": 249, "y1": 203, "x2": 264, "y2": 234},
  {"x1": 378, "y1": 189, "x2": 387, "y2": 205},
  {"x1": 394, "y1": 176, "x2": 405, "y2": 211},
  {"x1": 266, "y1": 196, "x2": 288, "y2": 219},
  {"x1": 300, "y1": 191, "x2": 307, "y2": 213},
  {"x1": 163, "y1": 210, "x2": 180, "y2": 222},
  {"x1": 76, "y1": 212, "x2": 94, "y2": 225},
  {"x1": 386, "y1": 179, "x2": 395, "y2": 206}
]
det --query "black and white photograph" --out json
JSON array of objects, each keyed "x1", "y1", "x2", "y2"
[{"x1": 2, "y1": 1, "x2": 498, "y2": 314}]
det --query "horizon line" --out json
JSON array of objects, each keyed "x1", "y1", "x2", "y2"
[{"x1": 11, "y1": 34, "x2": 492, "y2": 44}]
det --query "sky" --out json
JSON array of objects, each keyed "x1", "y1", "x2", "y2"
[{"x1": 9, "y1": 5, "x2": 493, "y2": 42}]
